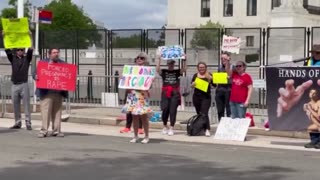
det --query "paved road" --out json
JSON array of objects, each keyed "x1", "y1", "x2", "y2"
[{"x1": 0, "y1": 127, "x2": 319, "y2": 180}]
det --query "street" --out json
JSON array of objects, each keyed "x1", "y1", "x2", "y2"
[{"x1": 0, "y1": 126, "x2": 319, "y2": 180}]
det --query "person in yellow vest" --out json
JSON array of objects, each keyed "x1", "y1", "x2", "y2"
[{"x1": 304, "y1": 44, "x2": 320, "y2": 66}]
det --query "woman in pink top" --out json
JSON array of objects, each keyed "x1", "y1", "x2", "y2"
[{"x1": 226, "y1": 60, "x2": 253, "y2": 118}]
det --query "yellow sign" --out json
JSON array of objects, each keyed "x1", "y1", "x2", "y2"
[
  {"x1": 2, "y1": 18, "x2": 31, "y2": 48},
  {"x1": 213, "y1": 72, "x2": 228, "y2": 84},
  {"x1": 194, "y1": 77, "x2": 209, "y2": 92}
]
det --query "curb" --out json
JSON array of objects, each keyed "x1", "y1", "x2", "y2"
[{"x1": 2, "y1": 113, "x2": 309, "y2": 139}]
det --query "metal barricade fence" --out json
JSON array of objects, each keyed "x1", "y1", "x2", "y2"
[{"x1": 0, "y1": 74, "x2": 267, "y2": 123}]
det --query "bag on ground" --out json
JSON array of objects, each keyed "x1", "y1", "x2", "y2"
[{"x1": 186, "y1": 114, "x2": 205, "y2": 136}]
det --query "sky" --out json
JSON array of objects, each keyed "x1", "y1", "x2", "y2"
[{"x1": 0, "y1": 0, "x2": 168, "y2": 29}]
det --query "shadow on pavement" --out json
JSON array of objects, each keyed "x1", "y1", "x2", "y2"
[
  {"x1": 0, "y1": 152, "x2": 296, "y2": 180},
  {"x1": 270, "y1": 141, "x2": 307, "y2": 147},
  {"x1": 0, "y1": 128, "x2": 18, "y2": 134}
]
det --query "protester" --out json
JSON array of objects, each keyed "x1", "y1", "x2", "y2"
[
  {"x1": 191, "y1": 62, "x2": 212, "y2": 137},
  {"x1": 156, "y1": 55, "x2": 186, "y2": 136},
  {"x1": 3, "y1": 31, "x2": 33, "y2": 130},
  {"x1": 225, "y1": 60, "x2": 253, "y2": 118},
  {"x1": 215, "y1": 52, "x2": 231, "y2": 121},
  {"x1": 34, "y1": 48, "x2": 68, "y2": 138},
  {"x1": 122, "y1": 52, "x2": 153, "y2": 144}
]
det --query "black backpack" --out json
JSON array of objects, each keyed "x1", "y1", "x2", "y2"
[{"x1": 186, "y1": 114, "x2": 205, "y2": 136}]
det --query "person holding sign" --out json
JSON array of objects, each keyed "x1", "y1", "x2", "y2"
[
  {"x1": 2, "y1": 31, "x2": 33, "y2": 130},
  {"x1": 156, "y1": 55, "x2": 187, "y2": 136},
  {"x1": 225, "y1": 60, "x2": 253, "y2": 119},
  {"x1": 34, "y1": 48, "x2": 68, "y2": 138},
  {"x1": 122, "y1": 52, "x2": 153, "y2": 144},
  {"x1": 214, "y1": 52, "x2": 232, "y2": 122},
  {"x1": 191, "y1": 62, "x2": 212, "y2": 137}
]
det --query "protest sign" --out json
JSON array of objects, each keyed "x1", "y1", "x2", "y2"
[
  {"x1": 36, "y1": 61, "x2": 77, "y2": 91},
  {"x1": 1, "y1": 18, "x2": 31, "y2": 48},
  {"x1": 158, "y1": 45, "x2": 186, "y2": 60},
  {"x1": 214, "y1": 117, "x2": 251, "y2": 142},
  {"x1": 194, "y1": 77, "x2": 209, "y2": 92},
  {"x1": 221, "y1": 35, "x2": 241, "y2": 54},
  {"x1": 212, "y1": 72, "x2": 228, "y2": 84},
  {"x1": 266, "y1": 67, "x2": 320, "y2": 131},
  {"x1": 118, "y1": 65, "x2": 156, "y2": 90}
]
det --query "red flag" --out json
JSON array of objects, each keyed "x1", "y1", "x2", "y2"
[{"x1": 39, "y1": 10, "x2": 53, "y2": 24}]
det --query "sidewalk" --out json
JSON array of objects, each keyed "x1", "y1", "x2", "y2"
[
  {"x1": 2, "y1": 107, "x2": 310, "y2": 139},
  {"x1": 0, "y1": 117, "x2": 317, "y2": 152}
]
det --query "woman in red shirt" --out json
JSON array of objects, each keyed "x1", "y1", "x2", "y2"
[{"x1": 226, "y1": 60, "x2": 253, "y2": 118}]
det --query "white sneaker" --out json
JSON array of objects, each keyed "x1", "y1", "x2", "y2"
[
  {"x1": 162, "y1": 127, "x2": 168, "y2": 135},
  {"x1": 205, "y1": 130, "x2": 211, "y2": 137},
  {"x1": 168, "y1": 128, "x2": 174, "y2": 136},
  {"x1": 130, "y1": 137, "x2": 138, "y2": 143},
  {"x1": 141, "y1": 138, "x2": 149, "y2": 144}
]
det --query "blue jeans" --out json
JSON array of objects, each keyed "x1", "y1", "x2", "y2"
[{"x1": 230, "y1": 102, "x2": 247, "y2": 119}]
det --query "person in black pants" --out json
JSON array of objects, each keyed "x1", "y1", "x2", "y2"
[
  {"x1": 156, "y1": 55, "x2": 187, "y2": 136},
  {"x1": 215, "y1": 52, "x2": 231, "y2": 121},
  {"x1": 191, "y1": 62, "x2": 212, "y2": 137}
]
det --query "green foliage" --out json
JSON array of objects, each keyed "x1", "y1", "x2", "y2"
[
  {"x1": 190, "y1": 20, "x2": 223, "y2": 49},
  {"x1": 40, "y1": 0, "x2": 102, "y2": 49}
]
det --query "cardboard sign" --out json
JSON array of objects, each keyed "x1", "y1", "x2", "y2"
[
  {"x1": 118, "y1": 65, "x2": 156, "y2": 90},
  {"x1": 214, "y1": 117, "x2": 251, "y2": 142},
  {"x1": 221, "y1": 35, "x2": 241, "y2": 54},
  {"x1": 2, "y1": 18, "x2": 31, "y2": 48},
  {"x1": 158, "y1": 45, "x2": 186, "y2": 60},
  {"x1": 194, "y1": 77, "x2": 209, "y2": 92},
  {"x1": 36, "y1": 61, "x2": 77, "y2": 91},
  {"x1": 212, "y1": 72, "x2": 228, "y2": 84}
]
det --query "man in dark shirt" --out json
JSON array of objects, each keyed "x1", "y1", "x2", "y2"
[
  {"x1": 215, "y1": 52, "x2": 232, "y2": 121},
  {"x1": 3, "y1": 32, "x2": 33, "y2": 130}
]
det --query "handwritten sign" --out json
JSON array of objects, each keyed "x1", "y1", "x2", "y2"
[
  {"x1": 1, "y1": 18, "x2": 31, "y2": 48},
  {"x1": 118, "y1": 65, "x2": 156, "y2": 90},
  {"x1": 213, "y1": 117, "x2": 251, "y2": 142},
  {"x1": 194, "y1": 78, "x2": 209, "y2": 92},
  {"x1": 158, "y1": 45, "x2": 186, "y2": 60},
  {"x1": 221, "y1": 35, "x2": 241, "y2": 54},
  {"x1": 212, "y1": 72, "x2": 228, "y2": 84},
  {"x1": 253, "y1": 79, "x2": 266, "y2": 89},
  {"x1": 36, "y1": 61, "x2": 77, "y2": 91}
]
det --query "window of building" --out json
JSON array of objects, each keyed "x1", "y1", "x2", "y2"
[
  {"x1": 223, "y1": 0, "x2": 233, "y2": 17},
  {"x1": 201, "y1": 0, "x2": 210, "y2": 17},
  {"x1": 246, "y1": 36, "x2": 254, "y2": 47},
  {"x1": 247, "y1": 0, "x2": 257, "y2": 16},
  {"x1": 271, "y1": 0, "x2": 281, "y2": 9}
]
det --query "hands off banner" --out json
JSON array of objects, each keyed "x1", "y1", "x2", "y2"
[
  {"x1": 266, "y1": 67, "x2": 320, "y2": 131},
  {"x1": 119, "y1": 65, "x2": 156, "y2": 90},
  {"x1": 158, "y1": 45, "x2": 186, "y2": 60}
]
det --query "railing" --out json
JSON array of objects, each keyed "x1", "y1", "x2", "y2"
[{"x1": 0, "y1": 74, "x2": 267, "y2": 123}]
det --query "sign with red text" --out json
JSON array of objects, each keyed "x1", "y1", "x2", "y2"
[
  {"x1": 36, "y1": 61, "x2": 77, "y2": 91},
  {"x1": 118, "y1": 65, "x2": 156, "y2": 90},
  {"x1": 221, "y1": 35, "x2": 241, "y2": 54}
]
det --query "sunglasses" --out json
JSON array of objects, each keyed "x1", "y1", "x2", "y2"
[
  {"x1": 235, "y1": 65, "x2": 243, "y2": 68},
  {"x1": 16, "y1": 49, "x2": 24, "y2": 52},
  {"x1": 136, "y1": 56, "x2": 145, "y2": 60}
]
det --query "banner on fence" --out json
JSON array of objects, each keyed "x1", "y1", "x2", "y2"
[
  {"x1": 266, "y1": 67, "x2": 320, "y2": 131},
  {"x1": 221, "y1": 35, "x2": 241, "y2": 54},
  {"x1": 36, "y1": 61, "x2": 77, "y2": 91},
  {"x1": 118, "y1": 65, "x2": 156, "y2": 90},
  {"x1": 158, "y1": 45, "x2": 186, "y2": 60},
  {"x1": 1, "y1": 18, "x2": 31, "y2": 49}
]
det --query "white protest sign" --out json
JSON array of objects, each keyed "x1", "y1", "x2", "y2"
[
  {"x1": 118, "y1": 65, "x2": 156, "y2": 90},
  {"x1": 158, "y1": 45, "x2": 186, "y2": 60},
  {"x1": 253, "y1": 79, "x2": 266, "y2": 89},
  {"x1": 214, "y1": 117, "x2": 251, "y2": 141},
  {"x1": 221, "y1": 35, "x2": 241, "y2": 54}
]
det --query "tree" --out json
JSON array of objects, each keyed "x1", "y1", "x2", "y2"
[
  {"x1": 40, "y1": 0, "x2": 102, "y2": 49},
  {"x1": 190, "y1": 20, "x2": 224, "y2": 49}
]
